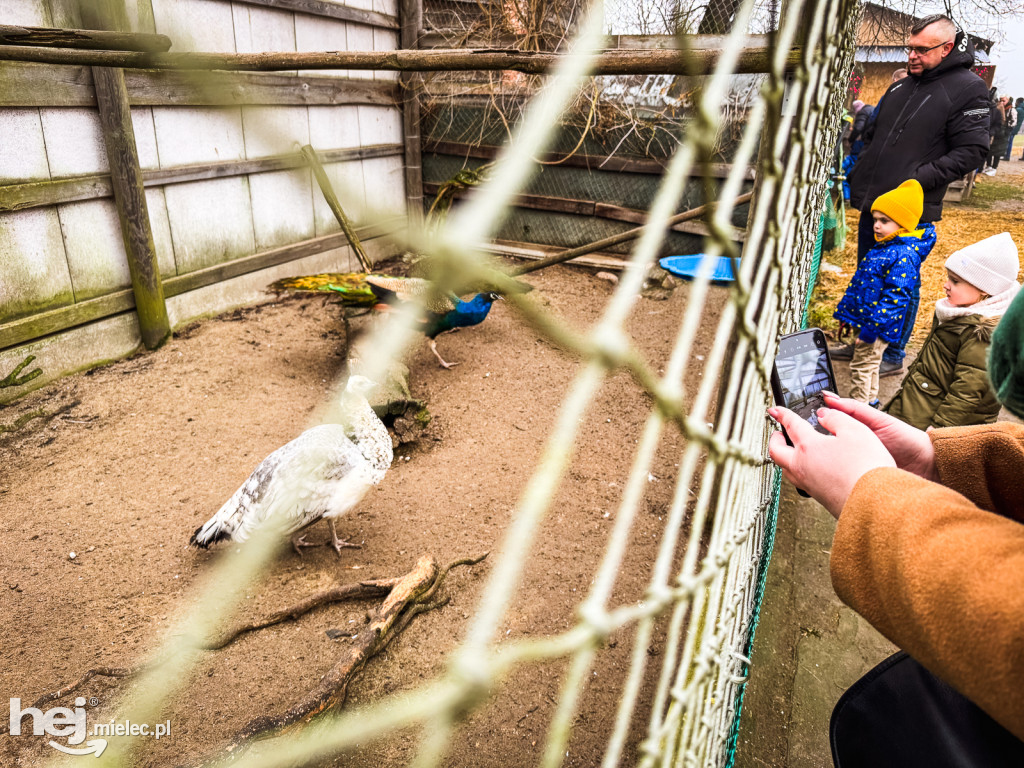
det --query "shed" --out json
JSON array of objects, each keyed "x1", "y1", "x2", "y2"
[{"x1": 851, "y1": 2, "x2": 994, "y2": 106}]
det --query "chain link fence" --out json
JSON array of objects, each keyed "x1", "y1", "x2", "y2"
[{"x1": 63, "y1": 0, "x2": 860, "y2": 764}]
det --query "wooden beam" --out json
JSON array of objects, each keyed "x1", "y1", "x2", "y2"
[
  {"x1": 485, "y1": 240, "x2": 631, "y2": 272},
  {"x1": 426, "y1": 183, "x2": 596, "y2": 216},
  {"x1": 233, "y1": 0, "x2": 399, "y2": 29},
  {"x1": 0, "y1": 176, "x2": 112, "y2": 213},
  {"x1": 415, "y1": 32, "x2": 772, "y2": 51},
  {"x1": 0, "y1": 220, "x2": 401, "y2": 352},
  {"x1": 0, "y1": 44, "x2": 803, "y2": 76},
  {"x1": 0, "y1": 62, "x2": 399, "y2": 107},
  {"x1": 424, "y1": 140, "x2": 756, "y2": 179},
  {"x1": 594, "y1": 201, "x2": 746, "y2": 241},
  {"x1": 0, "y1": 144, "x2": 403, "y2": 212},
  {"x1": 603, "y1": 34, "x2": 681, "y2": 50},
  {"x1": 92, "y1": 64, "x2": 171, "y2": 350},
  {"x1": 0, "y1": 62, "x2": 96, "y2": 106},
  {"x1": 0, "y1": 290, "x2": 137, "y2": 353},
  {"x1": 418, "y1": 79, "x2": 536, "y2": 100},
  {"x1": 0, "y1": 24, "x2": 171, "y2": 51},
  {"x1": 301, "y1": 145, "x2": 372, "y2": 272},
  {"x1": 509, "y1": 191, "x2": 753, "y2": 276},
  {"x1": 163, "y1": 217, "x2": 401, "y2": 297},
  {"x1": 399, "y1": 0, "x2": 424, "y2": 224},
  {"x1": 143, "y1": 144, "x2": 401, "y2": 186},
  {"x1": 422, "y1": 182, "x2": 747, "y2": 240},
  {"x1": 122, "y1": 69, "x2": 399, "y2": 107},
  {"x1": 417, "y1": 32, "x2": 775, "y2": 50}
]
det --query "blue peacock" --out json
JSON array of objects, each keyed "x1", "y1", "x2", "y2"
[{"x1": 271, "y1": 272, "x2": 503, "y2": 368}]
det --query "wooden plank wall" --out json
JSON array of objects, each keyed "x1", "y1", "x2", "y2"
[{"x1": 0, "y1": 0, "x2": 411, "y2": 356}]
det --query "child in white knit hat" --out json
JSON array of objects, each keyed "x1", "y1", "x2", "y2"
[{"x1": 885, "y1": 232, "x2": 1021, "y2": 429}]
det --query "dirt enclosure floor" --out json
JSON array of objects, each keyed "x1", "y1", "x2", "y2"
[{"x1": 0, "y1": 263, "x2": 726, "y2": 767}]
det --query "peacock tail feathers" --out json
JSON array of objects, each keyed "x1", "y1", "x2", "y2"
[
  {"x1": 269, "y1": 271, "x2": 513, "y2": 317},
  {"x1": 365, "y1": 275, "x2": 457, "y2": 314},
  {"x1": 268, "y1": 272, "x2": 386, "y2": 306}
]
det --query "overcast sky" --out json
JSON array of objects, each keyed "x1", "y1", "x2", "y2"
[
  {"x1": 905, "y1": 0, "x2": 1024, "y2": 97},
  {"x1": 988, "y1": 13, "x2": 1024, "y2": 97}
]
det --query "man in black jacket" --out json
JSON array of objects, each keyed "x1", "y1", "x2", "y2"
[{"x1": 839, "y1": 15, "x2": 990, "y2": 376}]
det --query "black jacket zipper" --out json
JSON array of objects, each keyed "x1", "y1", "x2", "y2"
[
  {"x1": 882, "y1": 82, "x2": 918, "y2": 146},
  {"x1": 893, "y1": 95, "x2": 932, "y2": 145}
]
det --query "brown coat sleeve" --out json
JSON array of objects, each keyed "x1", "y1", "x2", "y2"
[
  {"x1": 831, "y1": 423, "x2": 1024, "y2": 740},
  {"x1": 930, "y1": 422, "x2": 1024, "y2": 516}
]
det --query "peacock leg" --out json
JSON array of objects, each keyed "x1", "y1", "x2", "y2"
[
  {"x1": 428, "y1": 339, "x2": 459, "y2": 369},
  {"x1": 329, "y1": 519, "x2": 361, "y2": 554},
  {"x1": 291, "y1": 535, "x2": 319, "y2": 556}
]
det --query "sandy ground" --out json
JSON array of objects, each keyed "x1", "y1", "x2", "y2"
[{"x1": 0, "y1": 262, "x2": 726, "y2": 767}]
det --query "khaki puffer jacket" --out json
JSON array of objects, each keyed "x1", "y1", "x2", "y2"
[{"x1": 884, "y1": 314, "x2": 1001, "y2": 429}]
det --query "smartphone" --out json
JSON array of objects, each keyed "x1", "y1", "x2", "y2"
[
  {"x1": 770, "y1": 328, "x2": 839, "y2": 437},
  {"x1": 770, "y1": 329, "x2": 839, "y2": 497}
]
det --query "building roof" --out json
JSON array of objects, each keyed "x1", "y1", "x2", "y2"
[{"x1": 856, "y1": 2, "x2": 993, "y2": 52}]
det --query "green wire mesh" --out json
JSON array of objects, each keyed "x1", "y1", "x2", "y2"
[{"x1": 803, "y1": 214, "x2": 827, "y2": 329}]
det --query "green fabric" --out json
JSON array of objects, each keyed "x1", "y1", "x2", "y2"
[
  {"x1": 833, "y1": 192, "x2": 847, "y2": 249},
  {"x1": 802, "y1": 214, "x2": 825, "y2": 328},
  {"x1": 989, "y1": 287, "x2": 1024, "y2": 419},
  {"x1": 823, "y1": 190, "x2": 838, "y2": 229},
  {"x1": 884, "y1": 314, "x2": 1001, "y2": 429}
]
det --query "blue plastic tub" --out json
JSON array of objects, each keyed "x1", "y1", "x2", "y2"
[{"x1": 659, "y1": 254, "x2": 736, "y2": 283}]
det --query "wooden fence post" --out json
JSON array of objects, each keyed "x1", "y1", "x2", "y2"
[
  {"x1": 400, "y1": 0, "x2": 425, "y2": 224},
  {"x1": 82, "y1": 0, "x2": 169, "y2": 350},
  {"x1": 92, "y1": 65, "x2": 171, "y2": 350}
]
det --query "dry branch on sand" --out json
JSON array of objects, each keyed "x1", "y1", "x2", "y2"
[
  {"x1": 204, "y1": 553, "x2": 487, "y2": 764},
  {"x1": 0, "y1": 553, "x2": 487, "y2": 761}
]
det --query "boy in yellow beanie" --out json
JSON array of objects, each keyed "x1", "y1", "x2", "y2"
[{"x1": 833, "y1": 179, "x2": 937, "y2": 405}]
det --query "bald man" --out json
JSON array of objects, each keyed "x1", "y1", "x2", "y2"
[{"x1": 842, "y1": 15, "x2": 990, "y2": 376}]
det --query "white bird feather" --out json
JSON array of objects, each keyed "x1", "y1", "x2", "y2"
[{"x1": 190, "y1": 375, "x2": 392, "y2": 553}]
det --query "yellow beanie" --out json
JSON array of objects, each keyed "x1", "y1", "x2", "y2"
[{"x1": 871, "y1": 179, "x2": 923, "y2": 232}]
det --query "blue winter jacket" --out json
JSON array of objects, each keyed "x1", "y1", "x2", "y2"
[{"x1": 834, "y1": 223, "x2": 937, "y2": 344}]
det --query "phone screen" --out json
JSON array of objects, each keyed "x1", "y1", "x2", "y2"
[{"x1": 772, "y1": 330, "x2": 836, "y2": 435}]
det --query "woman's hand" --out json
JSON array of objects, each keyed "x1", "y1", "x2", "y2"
[
  {"x1": 820, "y1": 392, "x2": 938, "y2": 481},
  {"x1": 768, "y1": 404, "x2": 897, "y2": 518}
]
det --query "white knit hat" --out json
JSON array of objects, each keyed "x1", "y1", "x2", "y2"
[{"x1": 944, "y1": 232, "x2": 1021, "y2": 296}]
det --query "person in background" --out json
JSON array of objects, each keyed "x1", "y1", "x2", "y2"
[
  {"x1": 1004, "y1": 96, "x2": 1020, "y2": 162},
  {"x1": 845, "y1": 15, "x2": 989, "y2": 379},
  {"x1": 848, "y1": 100, "x2": 874, "y2": 157},
  {"x1": 833, "y1": 180, "x2": 936, "y2": 406},
  {"x1": 857, "y1": 70, "x2": 908, "y2": 154},
  {"x1": 885, "y1": 232, "x2": 1020, "y2": 429},
  {"x1": 984, "y1": 95, "x2": 1009, "y2": 175},
  {"x1": 1018, "y1": 97, "x2": 1024, "y2": 160}
]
